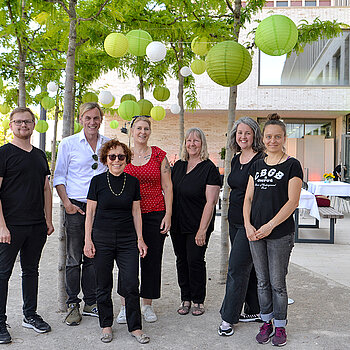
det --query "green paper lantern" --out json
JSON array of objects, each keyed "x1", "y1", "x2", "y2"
[
  {"x1": 118, "y1": 100, "x2": 140, "y2": 121},
  {"x1": 0, "y1": 103, "x2": 10, "y2": 115},
  {"x1": 104, "y1": 33, "x2": 129, "y2": 58},
  {"x1": 137, "y1": 99, "x2": 153, "y2": 116},
  {"x1": 121, "y1": 94, "x2": 137, "y2": 103},
  {"x1": 191, "y1": 36, "x2": 210, "y2": 56},
  {"x1": 35, "y1": 120, "x2": 49, "y2": 133},
  {"x1": 191, "y1": 59, "x2": 206, "y2": 75},
  {"x1": 41, "y1": 96, "x2": 55, "y2": 110},
  {"x1": 102, "y1": 97, "x2": 115, "y2": 108},
  {"x1": 82, "y1": 92, "x2": 98, "y2": 103},
  {"x1": 153, "y1": 87, "x2": 170, "y2": 102},
  {"x1": 255, "y1": 15, "x2": 298, "y2": 56},
  {"x1": 74, "y1": 121, "x2": 83, "y2": 134},
  {"x1": 126, "y1": 29, "x2": 152, "y2": 56},
  {"x1": 1, "y1": 119, "x2": 9, "y2": 130},
  {"x1": 150, "y1": 106, "x2": 166, "y2": 121},
  {"x1": 0, "y1": 77, "x2": 3, "y2": 90},
  {"x1": 206, "y1": 41, "x2": 252, "y2": 87},
  {"x1": 110, "y1": 120, "x2": 119, "y2": 129}
]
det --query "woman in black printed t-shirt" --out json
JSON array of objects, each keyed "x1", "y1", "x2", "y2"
[{"x1": 243, "y1": 114, "x2": 303, "y2": 347}]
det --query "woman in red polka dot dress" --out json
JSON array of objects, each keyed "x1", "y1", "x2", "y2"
[{"x1": 117, "y1": 116, "x2": 173, "y2": 324}]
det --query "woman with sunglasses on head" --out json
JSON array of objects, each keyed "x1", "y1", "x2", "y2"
[
  {"x1": 243, "y1": 114, "x2": 303, "y2": 347},
  {"x1": 117, "y1": 116, "x2": 172, "y2": 324},
  {"x1": 218, "y1": 117, "x2": 265, "y2": 337},
  {"x1": 84, "y1": 139, "x2": 149, "y2": 344}
]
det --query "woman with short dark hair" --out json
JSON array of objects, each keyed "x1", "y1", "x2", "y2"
[{"x1": 84, "y1": 139, "x2": 150, "y2": 344}]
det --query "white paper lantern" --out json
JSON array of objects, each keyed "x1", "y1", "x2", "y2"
[
  {"x1": 47, "y1": 81, "x2": 58, "y2": 93},
  {"x1": 98, "y1": 91, "x2": 113, "y2": 105},
  {"x1": 170, "y1": 104, "x2": 181, "y2": 114},
  {"x1": 180, "y1": 66, "x2": 192, "y2": 77},
  {"x1": 146, "y1": 41, "x2": 167, "y2": 62}
]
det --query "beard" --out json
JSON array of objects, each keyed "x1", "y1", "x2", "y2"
[{"x1": 12, "y1": 129, "x2": 32, "y2": 140}]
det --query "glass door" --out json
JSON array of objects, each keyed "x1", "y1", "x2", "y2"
[{"x1": 341, "y1": 134, "x2": 350, "y2": 182}]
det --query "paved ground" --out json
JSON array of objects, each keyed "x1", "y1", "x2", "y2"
[{"x1": 4, "y1": 203, "x2": 350, "y2": 349}]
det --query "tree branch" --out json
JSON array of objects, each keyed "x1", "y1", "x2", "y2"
[
  {"x1": 78, "y1": 0, "x2": 110, "y2": 23},
  {"x1": 226, "y1": 0, "x2": 234, "y2": 14},
  {"x1": 43, "y1": 0, "x2": 69, "y2": 15},
  {"x1": 27, "y1": 46, "x2": 66, "y2": 54}
]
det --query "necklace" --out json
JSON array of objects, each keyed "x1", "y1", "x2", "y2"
[
  {"x1": 267, "y1": 152, "x2": 285, "y2": 166},
  {"x1": 134, "y1": 146, "x2": 149, "y2": 159},
  {"x1": 107, "y1": 171, "x2": 126, "y2": 196}
]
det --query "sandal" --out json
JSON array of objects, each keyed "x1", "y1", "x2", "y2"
[
  {"x1": 192, "y1": 303, "x2": 205, "y2": 316},
  {"x1": 101, "y1": 332, "x2": 113, "y2": 343},
  {"x1": 177, "y1": 301, "x2": 191, "y2": 315},
  {"x1": 131, "y1": 332, "x2": 150, "y2": 344}
]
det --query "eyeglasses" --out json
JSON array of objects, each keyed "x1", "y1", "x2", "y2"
[
  {"x1": 107, "y1": 154, "x2": 126, "y2": 161},
  {"x1": 11, "y1": 120, "x2": 34, "y2": 126},
  {"x1": 91, "y1": 154, "x2": 98, "y2": 170}
]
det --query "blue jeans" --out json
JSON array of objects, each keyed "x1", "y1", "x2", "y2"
[
  {"x1": 220, "y1": 224, "x2": 259, "y2": 324},
  {"x1": 65, "y1": 199, "x2": 96, "y2": 306},
  {"x1": 249, "y1": 233, "x2": 294, "y2": 327}
]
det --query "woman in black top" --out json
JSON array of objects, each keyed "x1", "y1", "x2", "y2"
[
  {"x1": 84, "y1": 140, "x2": 149, "y2": 344},
  {"x1": 243, "y1": 114, "x2": 303, "y2": 347},
  {"x1": 218, "y1": 117, "x2": 265, "y2": 337},
  {"x1": 171, "y1": 127, "x2": 221, "y2": 316}
]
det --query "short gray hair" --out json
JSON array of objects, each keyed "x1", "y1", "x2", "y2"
[
  {"x1": 229, "y1": 117, "x2": 265, "y2": 153},
  {"x1": 181, "y1": 127, "x2": 209, "y2": 161}
]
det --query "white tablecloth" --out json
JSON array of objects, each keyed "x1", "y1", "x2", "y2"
[
  {"x1": 298, "y1": 189, "x2": 320, "y2": 220},
  {"x1": 307, "y1": 181, "x2": 350, "y2": 197}
]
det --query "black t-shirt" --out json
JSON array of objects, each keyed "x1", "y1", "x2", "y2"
[
  {"x1": 87, "y1": 171, "x2": 141, "y2": 233},
  {"x1": 171, "y1": 159, "x2": 222, "y2": 235},
  {"x1": 228, "y1": 152, "x2": 264, "y2": 225},
  {"x1": 249, "y1": 157, "x2": 303, "y2": 239},
  {"x1": 0, "y1": 143, "x2": 50, "y2": 225}
]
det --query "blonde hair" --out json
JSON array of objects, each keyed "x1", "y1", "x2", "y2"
[
  {"x1": 79, "y1": 102, "x2": 103, "y2": 120},
  {"x1": 181, "y1": 127, "x2": 209, "y2": 161},
  {"x1": 131, "y1": 116, "x2": 151, "y2": 130}
]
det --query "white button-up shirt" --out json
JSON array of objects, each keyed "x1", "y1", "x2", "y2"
[{"x1": 53, "y1": 130, "x2": 110, "y2": 202}]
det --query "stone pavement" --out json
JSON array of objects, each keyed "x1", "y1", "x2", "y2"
[{"x1": 4, "y1": 203, "x2": 350, "y2": 349}]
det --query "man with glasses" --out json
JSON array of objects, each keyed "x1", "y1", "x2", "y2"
[
  {"x1": 0, "y1": 107, "x2": 54, "y2": 344},
  {"x1": 54, "y1": 102, "x2": 109, "y2": 326}
]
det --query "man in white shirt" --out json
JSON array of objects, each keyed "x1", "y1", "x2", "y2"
[{"x1": 54, "y1": 102, "x2": 109, "y2": 326}]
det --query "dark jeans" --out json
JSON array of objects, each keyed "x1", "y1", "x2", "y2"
[
  {"x1": 249, "y1": 233, "x2": 294, "y2": 327},
  {"x1": 220, "y1": 224, "x2": 259, "y2": 324},
  {"x1": 93, "y1": 228, "x2": 141, "y2": 332},
  {"x1": 139, "y1": 211, "x2": 166, "y2": 300},
  {"x1": 170, "y1": 231, "x2": 211, "y2": 304},
  {"x1": 0, "y1": 223, "x2": 47, "y2": 323},
  {"x1": 65, "y1": 199, "x2": 96, "y2": 306}
]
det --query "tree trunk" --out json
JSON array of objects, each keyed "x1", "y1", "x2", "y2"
[
  {"x1": 57, "y1": 0, "x2": 78, "y2": 312},
  {"x1": 18, "y1": 50, "x2": 26, "y2": 107},
  {"x1": 219, "y1": 86, "x2": 237, "y2": 283},
  {"x1": 50, "y1": 102, "x2": 59, "y2": 192},
  {"x1": 139, "y1": 75, "x2": 144, "y2": 99},
  {"x1": 177, "y1": 42, "x2": 184, "y2": 157}
]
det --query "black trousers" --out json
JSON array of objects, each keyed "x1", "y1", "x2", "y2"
[
  {"x1": 0, "y1": 223, "x2": 47, "y2": 324},
  {"x1": 170, "y1": 231, "x2": 210, "y2": 304},
  {"x1": 220, "y1": 224, "x2": 260, "y2": 324},
  {"x1": 93, "y1": 228, "x2": 141, "y2": 332},
  {"x1": 65, "y1": 199, "x2": 96, "y2": 306},
  {"x1": 139, "y1": 211, "x2": 166, "y2": 300}
]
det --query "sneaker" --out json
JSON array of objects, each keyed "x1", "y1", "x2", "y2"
[
  {"x1": 256, "y1": 321, "x2": 273, "y2": 344},
  {"x1": 82, "y1": 303, "x2": 98, "y2": 317},
  {"x1": 0, "y1": 323, "x2": 11, "y2": 344},
  {"x1": 272, "y1": 327, "x2": 287, "y2": 347},
  {"x1": 116, "y1": 306, "x2": 127, "y2": 324},
  {"x1": 64, "y1": 303, "x2": 82, "y2": 326},
  {"x1": 239, "y1": 313, "x2": 262, "y2": 323},
  {"x1": 218, "y1": 321, "x2": 234, "y2": 336},
  {"x1": 141, "y1": 305, "x2": 157, "y2": 323},
  {"x1": 22, "y1": 314, "x2": 51, "y2": 333}
]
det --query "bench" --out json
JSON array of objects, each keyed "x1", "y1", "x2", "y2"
[{"x1": 294, "y1": 207, "x2": 344, "y2": 244}]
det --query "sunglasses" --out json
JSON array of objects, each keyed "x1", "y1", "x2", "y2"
[
  {"x1": 91, "y1": 154, "x2": 98, "y2": 170},
  {"x1": 107, "y1": 154, "x2": 126, "y2": 161}
]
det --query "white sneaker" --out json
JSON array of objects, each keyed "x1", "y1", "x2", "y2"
[
  {"x1": 141, "y1": 305, "x2": 157, "y2": 323},
  {"x1": 116, "y1": 306, "x2": 126, "y2": 324}
]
